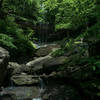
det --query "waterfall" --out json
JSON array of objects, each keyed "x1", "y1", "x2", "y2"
[
  {"x1": 39, "y1": 77, "x2": 45, "y2": 94},
  {"x1": 0, "y1": 75, "x2": 46, "y2": 100},
  {"x1": 0, "y1": 87, "x2": 5, "y2": 96},
  {"x1": 9, "y1": 80, "x2": 14, "y2": 89},
  {"x1": 32, "y1": 76, "x2": 45, "y2": 100},
  {"x1": 38, "y1": 22, "x2": 49, "y2": 44}
]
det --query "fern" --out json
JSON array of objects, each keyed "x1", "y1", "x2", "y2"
[{"x1": 0, "y1": 33, "x2": 16, "y2": 49}]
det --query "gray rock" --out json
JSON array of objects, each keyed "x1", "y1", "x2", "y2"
[
  {"x1": 8, "y1": 62, "x2": 30, "y2": 75},
  {"x1": 0, "y1": 47, "x2": 9, "y2": 86},
  {"x1": 1, "y1": 86, "x2": 41, "y2": 100},
  {"x1": 26, "y1": 55, "x2": 52, "y2": 73},
  {"x1": 8, "y1": 62, "x2": 22, "y2": 75},
  {"x1": 35, "y1": 44, "x2": 60, "y2": 57},
  {"x1": 11, "y1": 73, "x2": 40, "y2": 86},
  {"x1": 43, "y1": 56, "x2": 67, "y2": 73}
]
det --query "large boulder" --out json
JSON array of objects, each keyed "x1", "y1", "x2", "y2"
[
  {"x1": 43, "y1": 56, "x2": 67, "y2": 73},
  {"x1": 0, "y1": 47, "x2": 9, "y2": 86},
  {"x1": 26, "y1": 55, "x2": 52, "y2": 73},
  {"x1": 11, "y1": 73, "x2": 40, "y2": 86},
  {"x1": 35, "y1": 44, "x2": 60, "y2": 57},
  {"x1": 8, "y1": 62, "x2": 29, "y2": 75}
]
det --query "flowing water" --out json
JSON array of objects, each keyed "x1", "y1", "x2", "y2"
[
  {"x1": 32, "y1": 98, "x2": 42, "y2": 100},
  {"x1": 39, "y1": 77, "x2": 46, "y2": 94},
  {"x1": 0, "y1": 77, "x2": 45, "y2": 100}
]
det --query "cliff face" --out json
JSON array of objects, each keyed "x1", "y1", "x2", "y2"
[{"x1": 0, "y1": 47, "x2": 9, "y2": 86}]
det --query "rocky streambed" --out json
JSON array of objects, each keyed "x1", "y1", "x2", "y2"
[{"x1": 0, "y1": 44, "x2": 88, "y2": 100}]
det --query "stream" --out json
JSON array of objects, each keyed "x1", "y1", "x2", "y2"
[
  {"x1": 0, "y1": 43, "x2": 83, "y2": 100},
  {"x1": 0, "y1": 77, "x2": 82, "y2": 100},
  {"x1": 0, "y1": 77, "x2": 45, "y2": 100}
]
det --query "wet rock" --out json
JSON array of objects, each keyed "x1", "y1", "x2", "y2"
[
  {"x1": 35, "y1": 44, "x2": 60, "y2": 57},
  {"x1": 0, "y1": 92, "x2": 16, "y2": 100},
  {"x1": 0, "y1": 47, "x2": 9, "y2": 86},
  {"x1": 0, "y1": 87, "x2": 40, "y2": 100},
  {"x1": 43, "y1": 56, "x2": 67, "y2": 73},
  {"x1": 26, "y1": 55, "x2": 52, "y2": 73},
  {"x1": 11, "y1": 73, "x2": 40, "y2": 86},
  {"x1": 8, "y1": 62, "x2": 30, "y2": 75},
  {"x1": 8, "y1": 62, "x2": 22, "y2": 75}
]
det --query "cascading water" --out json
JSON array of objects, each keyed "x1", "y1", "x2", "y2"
[
  {"x1": 0, "y1": 76, "x2": 46, "y2": 100},
  {"x1": 9, "y1": 80, "x2": 14, "y2": 89},
  {"x1": 38, "y1": 22, "x2": 49, "y2": 44},
  {"x1": 32, "y1": 76, "x2": 46, "y2": 100},
  {"x1": 39, "y1": 77, "x2": 45, "y2": 94},
  {"x1": 32, "y1": 98, "x2": 42, "y2": 100}
]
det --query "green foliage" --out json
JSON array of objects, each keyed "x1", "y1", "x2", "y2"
[
  {"x1": 0, "y1": 15, "x2": 36, "y2": 56},
  {"x1": 80, "y1": 58, "x2": 100, "y2": 98},
  {"x1": 0, "y1": 33, "x2": 16, "y2": 49},
  {"x1": 84, "y1": 22, "x2": 100, "y2": 43},
  {"x1": 65, "y1": 39, "x2": 74, "y2": 49},
  {"x1": 42, "y1": 1, "x2": 100, "y2": 99},
  {"x1": 3, "y1": 0, "x2": 39, "y2": 22},
  {"x1": 51, "y1": 48, "x2": 65, "y2": 57},
  {"x1": 41, "y1": 0, "x2": 58, "y2": 23},
  {"x1": 78, "y1": 57, "x2": 100, "y2": 71},
  {"x1": 0, "y1": 0, "x2": 39, "y2": 58},
  {"x1": 57, "y1": 0, "x2": 96, "y2": 30},
  {"x1": 15, "y1": 31, "x2": 37, "y2": 54},
  {"x1": 43, "y1": 0, "x2": 96, "y2": 31}
]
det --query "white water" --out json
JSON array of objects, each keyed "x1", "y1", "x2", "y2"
[
  {"x1": 35, "y1": 43, "x2": 59, "y2": 49},
  {"x1": 0, "y1": 75, "x2": 45, "y2": 100},
  {"x1": 32, "y1": 98, "x2": 42, "y2": 100},
  {"x1": 39, "y1": 77, "x2": 45, "y2": 93},
  {"x1": 32, "y1": 77, "x2": 45, "y2": 100}
]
